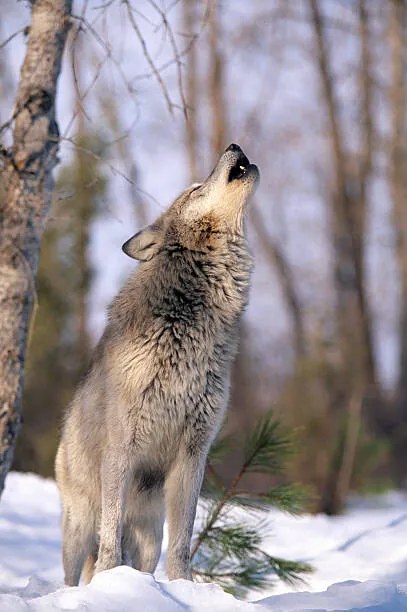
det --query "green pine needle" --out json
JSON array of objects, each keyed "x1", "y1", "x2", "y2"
[
  {"x1": 192, "y1": 409, "x2": 313, "y2": 598},
  {"x1": 209, "y1": 434, "x2": 235, "y2": 465},
  {"x1": 243, "y1": 411, "x2": 293, "y2": 475},
  {"x1": 232, "y1": 483, "x2": 307, "y2": 515},
  {"x1": 205, "y1": 524, "x2": 261, "y2": 560},
  {"x1": 265, "y1": 555, "x2": 313, "y2": 584}
]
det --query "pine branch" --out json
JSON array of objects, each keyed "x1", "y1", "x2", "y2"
[
  {"x1": 243, "y1": 411, "x2": 293, "y2": 474},
  {"x1": 204, "y1": 524, "x2": 261, "y2": 560},
  {"x1": 191, "y1": 410, "x2": 313, "y2": 597},
  {"x1": 232, "y1": 483, "x2": 308, "y2": 515},
  {"x1": 209, "y1": 433, "x2": 235, "y2": 464},
  {"x1": 192, "y1": 530, "x2": 312, "y2": 598},
  {"x1": 264, "y1": 555, "x2": 312, "y2": 585},
  {"x1": 204, "y1": 462, "x2": 226, "y2": 493},
  {"x1": 192, "y1": 412, "x2": 296, "y2": 557}
]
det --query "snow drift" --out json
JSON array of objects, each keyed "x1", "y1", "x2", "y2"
[{"x1": 0, "y1": 472, "x2": 407, "y2": 611}]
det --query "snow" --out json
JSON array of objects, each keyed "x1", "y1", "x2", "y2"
[{"x1": 0, "y1": 472, "x2": 407, "y2": 611}]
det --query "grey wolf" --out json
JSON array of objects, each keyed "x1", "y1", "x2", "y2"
[{"x1": 55, "y1": 143, "x2": 259, "y2": 586}]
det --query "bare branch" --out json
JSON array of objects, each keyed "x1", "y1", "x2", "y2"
[
  {"x1": 148, "y1": 0, "x2": 188, "y2": 118},
  {"x1": 123, "y1": 0, "x2": 175, "y2": 116},
  {"x1": 70, "y1": 27, "x2": 92, "y2": 123},
  {"x1": 59, "y1": 136, "x2": 161, "y2": 208},
  {"x1": 358, "y1": 0, "x2": 374, "y2": 190},
  {"x1": 93, "y1": 0, "x2": 117, "y2": 11},
  {"x1": 0, "y1": 27, "x2": 27, "y2": 51},
  {"x1": 132, "y1": 1, "x2": 210, "y2": 83},
  {"x1": 309, "y1": 0, "x2": 347, "y2": 199},
  {"x1": 250, "y1": 207, "x2": 306, "y2": 359},
  {"x1": 0, "y1": 107, "x2": 20, "y2": 137},
  {"x1": 70, "y1": 12, "x2": 135, "y2": 98}
]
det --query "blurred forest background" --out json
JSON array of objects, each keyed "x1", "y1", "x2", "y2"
[{"x1": 1, "y1": 0, "x2": 407, "y2": 515}]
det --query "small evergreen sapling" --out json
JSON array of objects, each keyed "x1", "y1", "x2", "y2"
[{"x1": 191, "y1": 410, "x2": 312, "y2": 598}]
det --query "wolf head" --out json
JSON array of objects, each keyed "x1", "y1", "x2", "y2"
[{"x1": 122, "y1": 144, "x2": 259, "y2": 261}]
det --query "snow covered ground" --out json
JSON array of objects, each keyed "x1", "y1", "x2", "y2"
[{"x1": 0, "y1": 472, "x2": 406, "y2": 611}]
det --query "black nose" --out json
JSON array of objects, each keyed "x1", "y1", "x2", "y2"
[{"x1": 225, "y1": 143, "x2": 241, "y2": 153}]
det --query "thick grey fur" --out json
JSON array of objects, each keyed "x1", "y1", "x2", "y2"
[{"x1": 55, "y1": 144, "x2": 259, "y2": 586}]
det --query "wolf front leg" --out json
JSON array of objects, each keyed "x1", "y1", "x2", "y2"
[
  {"x1": 95, "y1": 450, "x2": 130, "y2": 574},
  {"x1": 165, "y1": 445, "x2": 208, "y2": 580},
  {"x1": 61, "y1": 504, "x2": 95, "y2": 586}
]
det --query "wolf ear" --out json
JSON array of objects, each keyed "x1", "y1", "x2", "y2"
[{"x1": 122, "y1": 224, "x2": 163, "y2": 261}]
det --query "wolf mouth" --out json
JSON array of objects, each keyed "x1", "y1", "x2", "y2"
[{"x1": 228, "y1": 152, "x2": 251, "y2": 182}]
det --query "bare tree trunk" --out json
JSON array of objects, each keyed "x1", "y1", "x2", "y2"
[
  {"x1": 208, "y1": 0, "x2": 226, "y2": 156},
  {"x1": 356, "y1": 0, "x2": 376, "y2": 389},
  {"x1": 250, "y1": 207, "x2": 306, "y2": 358},
  {"x1": 331, "y1": 394, "x2": 362, "y2": 515},
  {"x1": 309, "y1": 0, "x2": 378, "y2": 512},
  {"x1": 72, "y1": 35, "x2": 92, "y2": 374},
  {"x1": 309, "y1": 0, "x2": 375, "y2": 388},
  {"x1": 311, "y1": 0, "x2": 355, "y2": 352},
  {"x1": 0, "y1": 0, "x2": 72, "y2": 496},
  {"x1": 183, "y1": 0, "x2": 199, "y2": 182},
  {"x1": 75, "y1": 146, "x2": 92, "y2": 374},
  {"x1": 389, "y1": 0, "x2": 407, "y2": 479},
  {"x1": 206, "y1": 0, "x2": 258, "y2": 445},
  {"x1": 359, "y1": 0, "x2": 373, "y2": 200}
]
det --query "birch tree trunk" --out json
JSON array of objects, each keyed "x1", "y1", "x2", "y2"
[{"x1": 0, "y1": 0, "x2": 72, "y2": 496}]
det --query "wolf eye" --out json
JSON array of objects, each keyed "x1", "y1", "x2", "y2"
[{"x1": 190, "y1": 183, "x2": 202, "y2": 194}]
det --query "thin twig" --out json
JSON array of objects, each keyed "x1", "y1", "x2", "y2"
[
  {"x1": 148, "y1": 0, "x2": 188, "y2": 118},
  {"x1": 70, "y1": 12, "x2": 138, "y2": 98},
  {"x1": 123, "y1": 0, "x2": 174, "y2": 115},
  {"x1": 206, "y1": 462, "x2": 225, "y2": 491},
  {"x1": 59, "y1": 136, "x2": 161, "y2": 207},
  {"x1": 132, "y1": 1, "x2": 210, "y2": 84},
  {"x1": 0, "y1": 27, "x2": 27, "y2": 51}
]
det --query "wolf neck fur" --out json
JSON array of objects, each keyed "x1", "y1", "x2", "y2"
[{"x1": 109, "y1": 235, "x2": 253, "y2": 337}]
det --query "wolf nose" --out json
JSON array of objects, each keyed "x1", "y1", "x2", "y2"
[{"x1": 225, "y1": 143, "x2": 241, "y2": 153}]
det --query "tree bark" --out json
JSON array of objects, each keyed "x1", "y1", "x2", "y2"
[
  {"x1": 309, "y1": 0, "x2": 376, "y2": 390},
  {"x1": 183, "y1": 0, "x2": 199, "y2": 183},
  {"x1": 0, "y1": 0, "x2": 72, "y2": 496},
  {"x1": 309, "y1": 0, "x2": 378, "y2": 512},
  {"x1": 73, "y1": 36, "x2": 91, "y2": 375},
  {"x1": 208, "y1": 0, "x2": 227, "y2": 157},
  {"x1": 388, "y1": 0, "x2": 407, "y2": 479},
  {"x1": 333, "y1": 394, "x2": 362, "y2": 514},
  {"x1": 357, "y1": 0, "x2": 376, "y2": 388},
  {"x1": 250, "y1": 207, "x2": 306, "y2": 359}
]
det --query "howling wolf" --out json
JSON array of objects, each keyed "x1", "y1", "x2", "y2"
[{"x1": 55, "y1": 143, "x2": 259, "y2": 585}]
